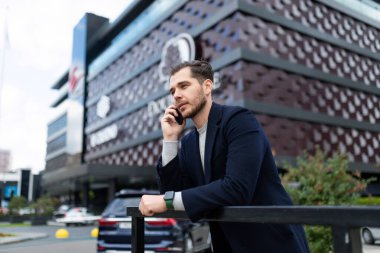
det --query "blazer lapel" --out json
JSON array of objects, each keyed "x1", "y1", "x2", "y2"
[{"x1": 204, "y1": 103, "x2": 222, "y2": 183}]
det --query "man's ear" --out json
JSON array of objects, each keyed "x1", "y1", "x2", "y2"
[{"x1": 203, "y1": 79, "x2": 213, "y2": 95}]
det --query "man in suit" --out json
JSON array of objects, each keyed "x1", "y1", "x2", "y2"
[{"x1": 139, "y1": 60, "x2": 310, "y2": 253}]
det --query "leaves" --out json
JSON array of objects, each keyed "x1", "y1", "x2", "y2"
[
  {"x1": 29, "y1": 195, "x2": 59, "y2": 215},
  {"x1": 282, "y1": 149, "x2": 367, "y2": 206},
  {"x1": 281, "y1": 147, "x2": 370, "y2": 253}
]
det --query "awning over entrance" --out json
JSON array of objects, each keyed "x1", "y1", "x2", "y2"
[{"x1": 41, "y1": 164, "x2": 157, "y2": 195}]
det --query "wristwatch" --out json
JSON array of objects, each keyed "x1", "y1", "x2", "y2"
[{"x1": 163, "y1": 191, "x2": 175, "y2": 210}]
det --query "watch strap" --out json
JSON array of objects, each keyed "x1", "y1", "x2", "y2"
[{"x1": 164, "y1": 191, "x2": 175, "y2": 210}]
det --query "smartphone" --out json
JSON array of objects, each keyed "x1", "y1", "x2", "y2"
[{"x1": 174, "y1": 108, "x2": 184, "y2": 125}]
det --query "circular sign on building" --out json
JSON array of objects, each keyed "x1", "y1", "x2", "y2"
[
  {"x1": 158, "y1": 33, "x2": 196, "y2": 83},
  {"x1": 96, "y1": 95, "x2": 111, "y2": 118}
]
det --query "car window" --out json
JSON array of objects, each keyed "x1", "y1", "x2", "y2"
[{"x1": 103, "y1": 197, "x2": 141, "y2": 216}]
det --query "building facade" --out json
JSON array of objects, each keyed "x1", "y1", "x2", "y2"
[{"x1": 43, "y1": 0, "x2": 380, "y2": 212}]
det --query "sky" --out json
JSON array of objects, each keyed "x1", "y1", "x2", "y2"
[{"x1": 0, "y1": 0, "x2": 130, "y2": 173}]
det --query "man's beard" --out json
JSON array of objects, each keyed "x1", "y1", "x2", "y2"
[{"x1": 185, "y1": 92, "x2": 207, "y2": 119}]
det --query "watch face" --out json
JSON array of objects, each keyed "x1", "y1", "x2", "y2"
[{"x1": 164, "y1": 191, "x2": 175, "y2": 200}]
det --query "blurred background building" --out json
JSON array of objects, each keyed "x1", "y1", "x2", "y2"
[
  {"x1": 42, "y1": 0, "x2": 380, "y2": 213},
  {"x1": 0, "y1": 149, "x2": 11, "y2": 172},
  {"x1": 0, "y1": 168, "x2": 40, "y2": 208}
]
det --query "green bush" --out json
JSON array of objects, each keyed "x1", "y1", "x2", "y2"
[
  {"x1": 281, "y1": 148, "x2": 369, "y2": 253},
  {"x1": 29, "y1": 195, "x2": 59, "y2": 216},
  {"x1": 8, "y1": 196, "x2": 27, "y2": 215}
]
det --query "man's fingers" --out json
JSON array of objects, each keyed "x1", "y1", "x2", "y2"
[
  {"x1": 139, "y1": 196, "x2": 146, "y2": 215},
  {"x1": 146, "y1": 209, "x2": 154, "y2": 216},
  {"x1": 139, "y1": 196, "x2": 154, "y2": 216},
  {"x1": 161, "y1": 111, "x2": 177, "y2": 126}
]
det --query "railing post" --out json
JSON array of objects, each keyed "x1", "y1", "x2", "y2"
[
  {"x1": 131, "y1": 216, "x2": 144, "y2": 253},
  {"x1": 332, "y1": 226, "x2": 363, "y2": 253},
  {"x1": 348, "y1": 228, "x2": 363, "y2": 253}
]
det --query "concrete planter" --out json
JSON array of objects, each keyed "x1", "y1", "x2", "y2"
[
  {"x1": 0, "y1": 216, "x2": 10, "y2": 222},
  {"x1": 30, "y1": 215, "x2": 50, "y2": 226},
  {"x1": 10, "y1": 215, "x2": 27, "y2": 223}
]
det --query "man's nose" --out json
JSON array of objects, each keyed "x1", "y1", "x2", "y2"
[{"x1": 173, "y1": 90, "x2": 182, "y2": 100}]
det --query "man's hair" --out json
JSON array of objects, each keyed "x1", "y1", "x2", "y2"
[{"x1": 170, "y1": 60, "x2": 214, "y2": 84}]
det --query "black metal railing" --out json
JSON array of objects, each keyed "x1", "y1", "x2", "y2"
[{"x1": 127, "y1": 205, "x2": 380, "y2": 253}]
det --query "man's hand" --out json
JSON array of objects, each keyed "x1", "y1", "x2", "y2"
[
  {"x1": 139, "y1": 195, "x2": 168, "y2": 216},
  {"x1": 161, "y1": 105, "x2": 186, "y2": 141}
]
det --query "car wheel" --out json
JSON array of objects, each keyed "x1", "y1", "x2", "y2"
[
  {"x1": 183, "y1": 233, "x2": 194, "y2": 253},
  {"x1": 362, "y1": 229, "x2": 375, "y2": 245}
]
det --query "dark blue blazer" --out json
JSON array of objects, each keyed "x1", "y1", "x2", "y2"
[{"x1": 157, "y1": 103, "x2": 309, "y2": 253}]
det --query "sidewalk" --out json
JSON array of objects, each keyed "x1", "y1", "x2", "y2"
[{"x1": 0, "y1": 232, "x2": 48, "y2": 245}]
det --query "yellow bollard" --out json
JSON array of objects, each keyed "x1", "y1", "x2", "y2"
[
  {"x1": 91, "y1": 228, "x2": 99, "y2": 238},
  {"x1": 55, "y1": 228, "x2": 69, "y2": 239}
]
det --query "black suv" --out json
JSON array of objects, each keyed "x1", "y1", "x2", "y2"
[{"x1": 97, "y1": 189, "x2": 211, "y2": 253}]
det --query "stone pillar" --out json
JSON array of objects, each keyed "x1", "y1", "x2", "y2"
[
  {"x1": 107, "y1": 179, "x2": 117, "y2": 203},
  {"x1": 82, "y1": 182, "x2": 89, "y2": 207}
]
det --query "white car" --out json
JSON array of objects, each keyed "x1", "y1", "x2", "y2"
[
  {"x1": 56, "y1": 207, "x2": 100, "y2": 226},
  {"x1": 362, "y1": 227, "x2": 380, "y2": 245}
]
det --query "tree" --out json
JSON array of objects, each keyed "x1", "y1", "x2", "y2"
[
  {"x1": 30, "y1": 195, "x2": 59, "y2": 216},
  {"x1": 281, "y1": 148, "x2": 369, "y2": 253}
]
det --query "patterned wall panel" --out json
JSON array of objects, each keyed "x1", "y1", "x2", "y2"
[
  {"x1": 88, "y1": 127, "x2": 193, "y2": 166},
  {"x1": 86, "y1": 106, "x2": 161, "y2": 154},
  {"x1": 87, "y1": 0, "x2": 234, "y2": 100},
  {"x1": 86, "y1": 59, "x2": 380, "y2": 165},
  {"x1": 215, "y1": 61, "x2": 380, "y2": 124},
  {"x1": 200, "y1": 12, "x2": 380, "y2": 88},
  {"x1": 87, "y1": 66, "x2": 164, "y2": 125},
  {"x1": 89, "y1": 140, "x2": 162, "y2": 166},
  {"x1": 88, "y1": 111, "x2": 380, "y2": 166},
  {"x1": 257, "y1": 114, "x2": 380, "y2": 164},
  {"x1": 245, "y1": 0, "x2": 380, "y2": 53}
]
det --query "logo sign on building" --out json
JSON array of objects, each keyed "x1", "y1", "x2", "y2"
[
  {"x1": 89, "y1": 124, "x2": 118, "y2": 148},
  {"x1": 148, "y1": 33, "x2": 195, "y2": 118},
  {"x1": 66, "y1": 14, "x2": 108, "y2": 156},
  {"x1": 97, "y1": 95, "x2": 111, "y2": 118},
  {"x1": 147, "y1": 95, "x2": 172, "y2": 118},
  {"x1": 213, "y1": 71, "x2": 221, "y2": 90},
  {"x1": 66, "y1": 17, "x2": 87, "y2": 157},
  {"x1": 69, "y1": 65, "x2": 84, "y2": 96},
  {"x1": 158, "y1": 33, "x2": 196, "y2": 83},
  {"x1": 151, "y1": 33, "x2": 221, "y2": 117}
]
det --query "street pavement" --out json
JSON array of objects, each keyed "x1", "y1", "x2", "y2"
[
  {"x1": 0, "y1": 221, "x2": 64, "y2": 245},
  {"x1": 366, "y1": 245, "x2": 380, "y2": 253},
  {"x1": 1, "y1": 239, "x2": 96, "y2": 253},
  {"x1": 0, "y1": 222, "x2": 97, "y2": 253},
  {"x1": 0, "y1": 231, "x2": 47, "y2": 245}
]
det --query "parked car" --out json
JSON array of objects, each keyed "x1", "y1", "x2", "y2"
[
  {"x1": 97, "y1": 189, "x2": 211, "y2": 253},
  {"x1": 362, "y1": 227, "x2": 380, "y2": 245},
  {"x1": 53, "y1": 204, "x2": 73, "y2": 219},
  {"x1": 56, "y1": 207, "x2": 100, "y2": 226}
]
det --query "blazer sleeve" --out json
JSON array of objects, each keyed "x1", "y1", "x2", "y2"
[
  {"x1": 156, "y1": 141, "x2": 194, "y2": 193},
  {"x1": 182, "y1": 109, "x2": 268, "y2": 222}
]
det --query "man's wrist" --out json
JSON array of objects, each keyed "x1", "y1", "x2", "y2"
[
  {"x1": 163, "y1": 136, "x2": 179, "y2": 141},
  {"x1": 163, "y1": 191, "x2": 175, "y2": 210},
  {"x1": 173, "y1": 192, "x2": 185, "y2": 211}
]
